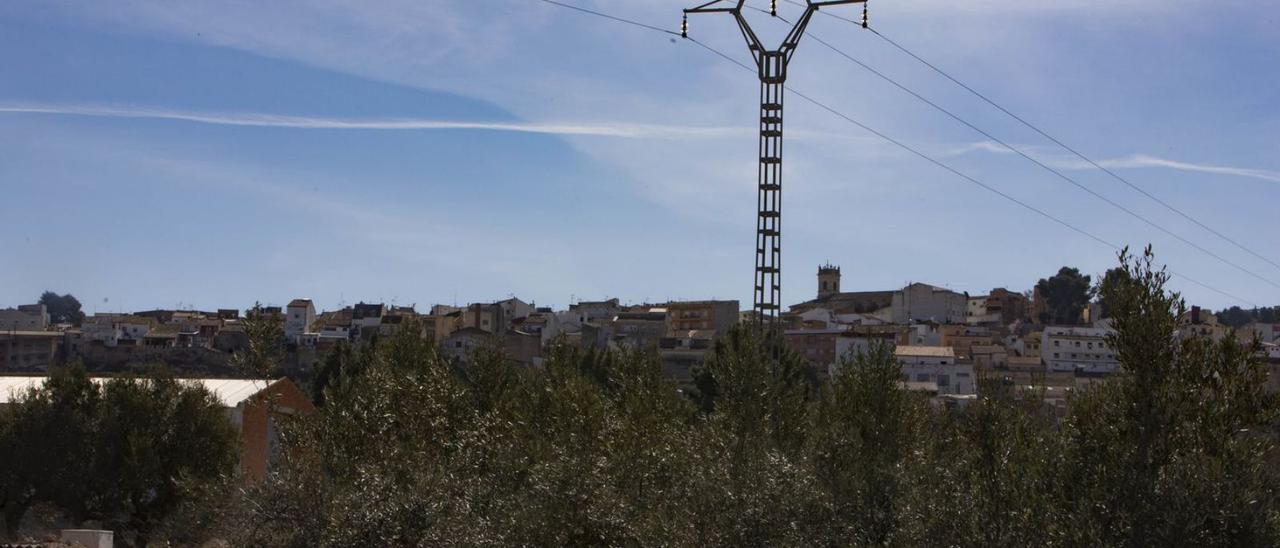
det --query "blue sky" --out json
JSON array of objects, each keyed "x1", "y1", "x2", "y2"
[{"x1": 1, "y1": 0, "x2": 1277, "y2": 314}]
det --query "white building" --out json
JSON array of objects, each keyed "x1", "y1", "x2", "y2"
[
  {"x1": 1043, "y1": 325, "x2": 1119, "y2": 374},
  {"x1": 285, "y1": 299, "x2": 317, "y2": 343},
  {"x1": 828, "y1": 335, "x2": 899, "y2": 377},
  {"x1": 966, "y1": 296, "x2": 1001, "y2": 325},
  {"x1": 967, "y1": 297, "x2": 986, "y2": 318},
  {"x1": 80, "y1": 315, "x2": 153, "y2": 347},
  {"x1": 1263, "y1": 342, "x2": 1280, "y2": 361},
  {"x1": 905, "y1": 323, "x2": 943, "y2": 346},
  {"x1": 892, "y1": 283, "x2": 968, "y2": 325},
  {"x1": 895, "y1": 345, "x2": 974, "y2": 395},
  {"x1": 351, "y1": 303, "x2": 387, "y2": 333}
]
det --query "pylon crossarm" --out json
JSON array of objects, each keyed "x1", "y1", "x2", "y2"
[
  {"x1": 731, "y1": 10, "x2": 766, "y2": 66},
  {"x1": 685, "y1": 1, "x2": 764, "y2": 66},
  {"x1": 684, "y1": 0, "x2": 741, "y2": 14},
  {"x1": 781, "y1": 0, "x2": 865, "y2": 62}
]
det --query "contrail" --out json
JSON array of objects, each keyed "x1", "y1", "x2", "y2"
[
  {"x1": 0, "y1": 103, "x2": 743, "y2": 139},
  {"x1": 1096, "y1": 154, "x2": 1280, "y2": 184},
  {"x1": 949, "y1": 140, "x2": 1280, "y2": 185}
]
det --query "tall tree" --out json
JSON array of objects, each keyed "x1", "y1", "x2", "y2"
[
  {"x1": 0, "y1": 364, "x2": 99, "y2": 536},
  {"x1": 1095, "y1": 267, "x2": 1131, "y2": 319},
  {"x1": 232, "y1": 303, "x2": 284, "y2": 378},
  {"x1": 93, "y1": 371, "x2": 239, "y2": 545},
  {"x1": 37, "y1": 291, "x2": 84, "y2": 326},
  {"x1": 1035, "y1": 267, "x2": 1094, "y2": 325},
  {"x1": 810, "y1": 341, "x2": 929, "y2": 545},
  {"x1": 1061, "y1": 246, "x2": 1280, "y2": 545}
]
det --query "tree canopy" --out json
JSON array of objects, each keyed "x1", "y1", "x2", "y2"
[
  {"x1": 228, "y1": 248, "x2": 1280, "y2": 547},
  {"x1": 1218, "y1": 306, "x2": 1280, "y2": 328},
  {"x1": 8, "y1": 250, "x2": 1280, "y2": 546},
  {"x1": 36, "y1": 291, "x2": 84, "y2": 326},
  {"x1": 1036, "y1": 267, "x2": 1094, "y2": 325},
  {"x1": 0, "y1": 365, "x2": 238, "y2": 545}
]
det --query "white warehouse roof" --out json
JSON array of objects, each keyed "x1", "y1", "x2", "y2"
[{"x1": 0, "y1": 376, "x2": 277, "y2": 408}]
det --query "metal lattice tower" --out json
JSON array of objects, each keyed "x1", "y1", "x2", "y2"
[{"x1": 683, "y1": 0, "x2": 866, "y2": 323}]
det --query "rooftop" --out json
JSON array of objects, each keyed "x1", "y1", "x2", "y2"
[
  {"x1": 0, "y1": 376, "x2": 284, "y2": 407},
  {"x1": 791, "y1": 291, "x2": 894, "y2": 315},
  {"x1": 896, "y1": 345, "x2": 956, "y2": 358},
  {"x1": 971, "y1": 345, "x2": 1006, "y2": 354},
  {"x1": 0, "y1": 331, "x2": 63, "y2": 339}
]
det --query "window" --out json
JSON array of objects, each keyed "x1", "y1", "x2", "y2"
[
  {"x1": 937, "y1": 374, "x2": 950, "y2": 386},
  {"x1": 1054, "y1": 340, "x2": 1060, "y2": 347}
]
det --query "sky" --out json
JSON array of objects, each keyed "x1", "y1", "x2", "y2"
[{"x1": 1, "y1": 0, "x2": 1278, "y2": 314}]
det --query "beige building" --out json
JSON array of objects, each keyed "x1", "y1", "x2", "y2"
[
  {"x1": 941, "y1": 325, "x2": 995, "y2": 359},
  {"x1": 0, "y1": 331, "x2": 63, "y2": 370},
  {"x1": 971, "y1": 345, "x2": 1009, "y2": 369},
  {"x1": 0, "y1": 304, "x2": 49, "y2": 332},
  {"x1": 665, "y1": 300, "x2": 739, "y2": 337}
]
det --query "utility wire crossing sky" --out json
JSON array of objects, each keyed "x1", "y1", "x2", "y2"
[{"x1": 1, "y1": 0, "x2": 1277, "y2": 312}]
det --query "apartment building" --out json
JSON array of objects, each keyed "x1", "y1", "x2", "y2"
[
  {"x1": 665, "y1": 300, "x2": 739, "y2": 337},
  {"x1": 1043, "y1": 326, "x2": 1119, "y2": 374}
]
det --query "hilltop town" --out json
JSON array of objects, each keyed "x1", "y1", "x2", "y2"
[{"x1": 6, "y1": 264, "x2": 1278, "y2": 415}]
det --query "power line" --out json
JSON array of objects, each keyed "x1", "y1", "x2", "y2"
[
  {"x1": 750, "y1": 3, "x2": 1280, "y2": 291},
  {"x1": 535, "y1": 0, "x2": 681, "y2": 37},
  {"x1": 532, "y1": 0, "x2": 1257, "y2": 306},
  {"x1": 785, "y1": 0, "x2": 1280, "y2": 274}
]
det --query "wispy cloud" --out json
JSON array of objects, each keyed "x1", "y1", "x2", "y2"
[
  {"x1": 948, "y1": 140, "x2": 1280, "y2": 185},
  {"x1": 0, "y1": 103, "x2": 746, "y2": 140},
  {"x1": 1096, "y1": 154, "x2": 1280, "y2": 184}
]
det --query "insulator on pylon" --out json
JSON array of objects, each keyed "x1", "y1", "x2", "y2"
[
  {"x1": 681, "y1": 14, "x2": 688, "y2": 38},
  {"x1": 770, "y1": 0, "x2": 777, "y2": 16},
  {"x1": 861, "y1": 2, "x2": 869, "y2": 28}
]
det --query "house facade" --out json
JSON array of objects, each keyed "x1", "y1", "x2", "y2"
[{"x1": 895, "y1": 345, "x2": 974, "y2": 395}]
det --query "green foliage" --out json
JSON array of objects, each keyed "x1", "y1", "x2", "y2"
[
  {"x1": 810, "y1": 341, "x2": 929, "y2": 545},
  {"x1": 1218, "y1": 305, "x2": 1280, "y2": 328},
  {"x1": 94, "y1": 370, "x2": 240, "y2": 542},
  {"x1": 1096, "y1": 266, "x2": 1131, "y2": 319},
  {"x1": 37, "y1": 291, "x2": 84, "y2": 326},
  {"x1": 232, "y1": 248, "x2": 1280, "y2": 547},
  {"x1": 0, "y1": 365, "x2": 239, "y2": 543},
  {"x1": 1060, "y1": 246, "x2": 1280, "y2": 546},
  {"x1": 1, "y1": 364, "x2": 100, "y2": 536},
  {"x1": 1036, "y1": 266, "x2": 1095, "y2": 325},
  {"x1": 233, "y1": 302, "x2": 285, "y2": 378}
]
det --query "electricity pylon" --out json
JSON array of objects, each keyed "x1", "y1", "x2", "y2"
[{"x1": 683, "y1": 0, "x2": 866, "y2": 323}]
